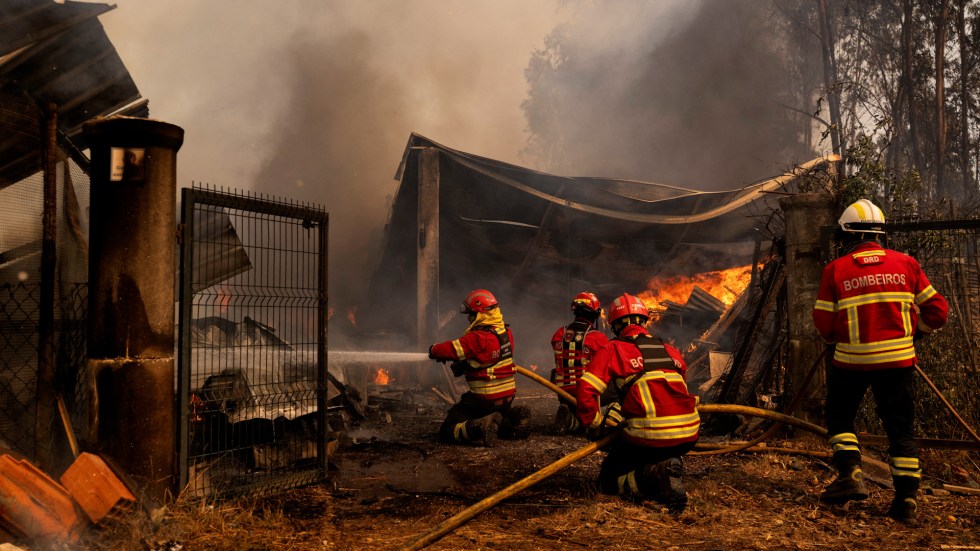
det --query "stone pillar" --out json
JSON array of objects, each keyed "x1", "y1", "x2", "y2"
[
  {"x1": 779, "y1": 193, "x2": 836, "y2": 425},
  {"x1": 83, "y1": 116, "x2": 184, "y2": 500}
]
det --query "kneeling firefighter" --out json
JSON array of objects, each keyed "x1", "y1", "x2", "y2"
[
  {"x1": 428, "y1": 289, "x2": 532, "y2": 447},
  {"x1": 575, "y1": 293, "x2": 700, "y2": 511},
  {"x1": 550, "y1": 292, "x2": 609, "y2": 435}
]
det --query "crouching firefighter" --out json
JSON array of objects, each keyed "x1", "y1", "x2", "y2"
[
  {"x1": 575, "y1": 293, "x2": 700, "y2": 512},
  {"x1": 428, "y1": 289, "x2": 532, "y2": 447},
  {"x1": 813, "y1": 199, "x2": 949, "y2": 524},
  {"x1": 550, "y1": 292, "x2": 609, "y2": 435}
]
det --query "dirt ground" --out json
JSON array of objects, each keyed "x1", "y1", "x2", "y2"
[{"x1": 83, "y1": 384, "x2": 980, "y2": 551}]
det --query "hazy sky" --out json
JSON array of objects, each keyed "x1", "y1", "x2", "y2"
[
  {"x1": 97, "y1": 1, "x2": 703, "y2": 306},
  {"x1": 96, "y1": 1, "x2": 821, "y2": 315},
  {"x1": 100, "y1": 1, "x2": 571, "y2": 190}
]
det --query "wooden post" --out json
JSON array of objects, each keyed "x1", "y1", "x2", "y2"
[{"x1": 417, "y1": 148, "x2": 456, "y2": 400}]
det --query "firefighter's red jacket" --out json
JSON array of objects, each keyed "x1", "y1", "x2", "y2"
[
  {"x1": 813, "y1": 242, "x2": 949, "y2": 370},
  {"x1": 575, "y1": 325, "x2": 700, "y2": 448},
  {"x1": 429, "y1": 326, "x2": 516, "y2": 401},
  {"x1": 550, "y1": 319, "x2": 609, "y2": 391}
]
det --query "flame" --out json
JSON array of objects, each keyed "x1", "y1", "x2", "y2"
[
  {"x1": 637, "y1": 264, "x2": 753, "y2": 318},
  {"x1": 347, "y1": 306, "x2": 358, "y2": 328},
  {"x1": 373, "y1": 368, "x2": 391, "y2": 385}
]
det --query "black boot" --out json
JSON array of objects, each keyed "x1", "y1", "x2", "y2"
[
  {"x1": 500, "y1": 405, "x2": 531, "y2": 439},
  {"x1": 888, "y1": 472, "x2": 920, "y2": 524},
  {"x1": 887, "y1": 495, "x2": 918, "y2": 525},
  {"x1": 465, "y1": 412, "x2": 502, "y2": 447},
  {"x1": 820, "y1": 465, "x2": 869, "y2": 504},
  {"x1": 553, "y1": 403, "x2": 576, "y2": 435},
  {"x1": 641, "y1": 458, "x2": 687, "y2": 513}
]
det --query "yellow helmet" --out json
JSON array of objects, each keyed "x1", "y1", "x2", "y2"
[{"x1": 838, "y1": 199, "x2": 886, "y2": 234}]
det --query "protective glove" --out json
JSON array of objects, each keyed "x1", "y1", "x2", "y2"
[
  {"x1": 450, "y1": 361, "x2": 467, "y2": 377},
  {"x1": 428, "y1": 345, "x2": 438, "y2": 360},
  {"x1": 585, "y1": 425, "x2": 604, "y2": 441}
]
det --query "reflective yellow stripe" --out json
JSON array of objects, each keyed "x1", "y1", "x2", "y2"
[
  {"x1": 915, "y1": 285, "x2": 937, "y2": 304},
  {"x1": 852, "y1": 249, "x2": 886, "y2": 258},
  {"x1": 637, "y1": 374, "x2": 657, "y2": 417},
  {"x1": 580, "y1": 371, "x2": 606, "y2": 393},
  {"x1": 892, "y1": 457, "x2": 920, "y2": 470},
  {"x1": 589, "y1": 412, "x2": 604, "y2": 429},
  {"x1": 452, "y1": 340, "x2": 465, "y2": 360},
  {"x1": 890, "y1": 467, "x2": 922, "y2": 478},
  {"x1": 468, "y1": 378, "x2": 516, "y2": 394},
  {"x1": 834, "y1": 347, "x2": 917, "y2": 364},
  {"x1": 618, "y1": 470, "x2": 640, "y2": 496},
  {"x1": 814, "y1": 299, "x2": 836, "y2": 312},
  {"x1": 624, "y1": 423, "x2": 700, "y2": 440},
  {"x1": 829, "y1": 433, "x2": 859, "y2": 445},
  {"x1": 454, "y1": 422, "x2": 467, "y2": 442},
  {"x1": 838, "y1": 292, "x2": 914, "y2": 309},
  {"x1": 836, "y1": 336, "x2": 914, "y2": 354},
  {"x1": 847, "y1": 306, "x2": 859, "y2": 343},
  {"x1": 830, "y1": 432, "x2": 860, "y2": 452},
  {"x1": 901, "y1": 300, "x2": 912, "y2": 336},
  {"x1": 628, "y1": 412, "x2": 701, "y2": 428}
]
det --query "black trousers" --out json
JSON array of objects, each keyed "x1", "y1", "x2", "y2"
[
  {"x1": 598, "y1": 440, "x2": 696, "y2": 497},
  {"x1": 438, "y1": 391, "x2": 515, "y2": 442},
  {"x1": 825, "y1": 365, "x2": 917, "y2": 464}
]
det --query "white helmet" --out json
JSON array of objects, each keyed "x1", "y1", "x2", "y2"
[{"x1": 838, "y1": 199, "x2": 886, "y2": 234}]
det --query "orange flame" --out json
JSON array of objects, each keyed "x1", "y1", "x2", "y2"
[
  {"x1": 637, "y1": 264, "x2": 753, "y2": 318},
  {"x1": 373, "y1": 368, "x2": 391, "y2": 385},
  {"x1": 347, "y1": 307, "x2": 358, "y2": 328}
]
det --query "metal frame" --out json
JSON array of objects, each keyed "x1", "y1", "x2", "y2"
[{"x1": 177, "y1": 186, "x2": 328, "y2": 495}]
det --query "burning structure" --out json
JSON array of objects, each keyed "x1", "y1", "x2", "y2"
[{"x1": 354, "y1": 134, "x2": 837, "y2": 382}]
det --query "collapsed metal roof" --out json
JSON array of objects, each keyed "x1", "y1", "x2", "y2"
[
  {"x1": 0, "y1": 0, "x2": 146, "y2": 188},
  {"x1": 359, "y1": 133, "x2": 836, "y2": 339}
]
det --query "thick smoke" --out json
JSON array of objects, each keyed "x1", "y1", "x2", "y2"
[
  {"x1": 102, "y1": 1, "x2": 566, "y2": 317},
  {"x1": 522, "y1": 0, "x2": 819, "y2": 187},
  {"x1": 101, "y1": 1, "x2": 822, "y2": 364}
]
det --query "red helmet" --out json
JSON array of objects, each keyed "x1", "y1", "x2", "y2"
[
  {"x1": 571, "y1": 292, "x2": 601, "y2": 315},
  {"x1": 607, "y1": 293, "x2": 649, "y2": 325},
  {"x1": 461, "y1": 289, "x2": 499, "y2": 314}
]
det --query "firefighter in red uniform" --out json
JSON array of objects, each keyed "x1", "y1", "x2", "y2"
[
  {"x1": 551, "y1": 292, "x2": 609, "y2": 434},
  {"x1": 813, "y1": 199, "x2": 948, "y2": 524},
  {"x1": 428, "y1": 289, "x2": 531, "y2": 447},
  {"x1": 575, "y1": 293, "x2": 700, "y2": 511}
]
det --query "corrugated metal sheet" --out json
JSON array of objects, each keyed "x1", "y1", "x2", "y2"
[
  {"x1": 0, "y1": 0, "x2": 144, "y2": 187},
  {"x1": 360, "y1": 133, "x2": 836, "y2": 342}
]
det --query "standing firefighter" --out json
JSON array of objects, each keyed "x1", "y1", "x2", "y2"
[
  {"x1": 813, "y1": 199, "x2": 948, "y2": 524},
  {"x1": 575, "y1": 293, "x2": 700, "y2": 511},
  {"x1": 428, "y1": 289, "x2": 531, "y2": 447},
  {"x1": 550, "y1": 292, "x2": 609, "y2": 434}
]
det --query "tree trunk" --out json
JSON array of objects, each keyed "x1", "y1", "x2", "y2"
[
  {"x1": 957, "y1": 0, "x2": 972, "y2": 196},
  {"x1": 903, "y1": 0, "x2": 924, "y2": 186},
  {"x1": 935, "y1": 0, "x2": 949, "y2": 198},
  {"x1": 817, "y1": 0, "x2": 843, "y2": 157}
]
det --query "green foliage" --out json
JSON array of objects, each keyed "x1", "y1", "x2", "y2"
[{"x1": 836, "y1": 133, "x2": 923, "y2": 220}]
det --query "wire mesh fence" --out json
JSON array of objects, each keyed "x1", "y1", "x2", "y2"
[
  {"x1": 0, "y1": 156, "x2": 91, "y2": 472},
  {"x1": 872, "y1": 221, "x2": 980, "y2": 445},
  {"x1": 177, "y1": 186, "x2": 329, "y2": 497}
]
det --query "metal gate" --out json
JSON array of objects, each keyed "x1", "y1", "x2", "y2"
[{"x1": 177, "y1": 186, "x2": 328, "y2": 496}]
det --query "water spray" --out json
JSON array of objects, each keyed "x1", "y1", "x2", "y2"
[{"x1": 328, "y1": 351, "x2": 431, "y2": 364}]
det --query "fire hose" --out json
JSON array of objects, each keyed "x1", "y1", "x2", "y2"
[
  {"x1": 401, "y1": 368, "x2": 837, "y2": 551},
  {"x1": 404, "y1": 361, "x2": 978, "y2": 549}
]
